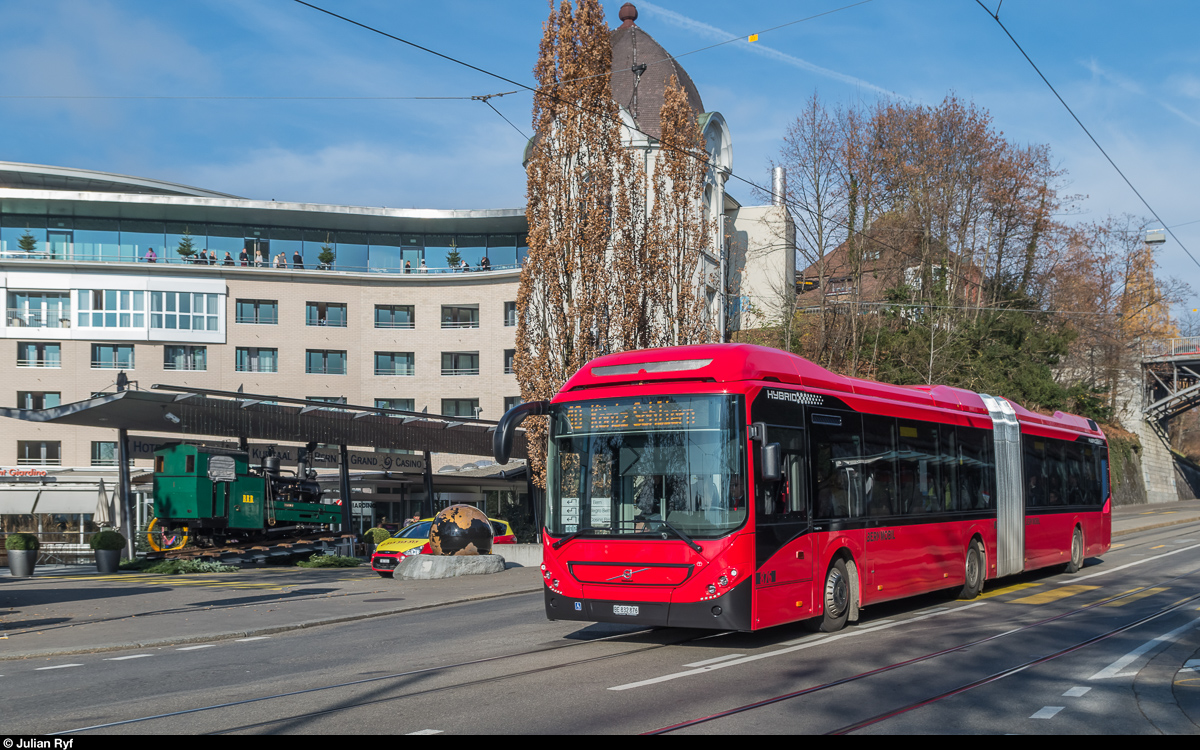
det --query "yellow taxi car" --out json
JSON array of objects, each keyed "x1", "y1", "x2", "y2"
[{"x1": 370, "y1": 516, "x2": 516, "y2": 577}]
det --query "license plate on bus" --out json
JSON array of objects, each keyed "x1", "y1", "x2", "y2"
[{"x1": 613, "y1": 605, "x2": 639, "y2": 616}]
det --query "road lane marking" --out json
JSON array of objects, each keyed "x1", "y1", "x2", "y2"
[
  {"x1": 1072, "y1": 542, "x2": 1200, "y2": 583},
  {"x1": 407, "y1": 730, "x2": 442, "y2": 735},
  {"x1": 235, "y1": 637, "x2": 271, "y2": 642},
  {"x1": 978, "y1": 582, "x2": 1040, "y2": 599},
  {"x1": 1101, "y1": 587, "x2": 1167, "y2": 607},
  {"x1": 104, "y1": 654, "x2": 153, "y2": 661},
  {"x1": 682, "y1": 654, "x2": 746, "y2": 668},
  {"x1": 1089, "y1": 616, "x2": 1200, "y2": 680},
  {"x1": 36, "y1": 664, "x2": 83, "y2": 670},
  {"x1": 1009, "y1": 585, "x2": 1098, "y2": 605},
  {"x1": 177, "y1": 645, "x2": 216, "y2": 651},
  {"x1": 1031, "y1": 706, "x2": 1064, "y2": 719},
  {"x1": 609, "y1": 603, "x2": 985, "y2": 691},
  {"x1": 1062, "y1": 686, "x2": 1090, "y2": 697}
]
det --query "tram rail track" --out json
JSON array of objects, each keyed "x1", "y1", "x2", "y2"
[
  {"x1": 645, "y1": 568, "x2": 1200, "y2": 734},
  {"x1": 52, "y1": 623, "x2": 727, "y2": 735}
]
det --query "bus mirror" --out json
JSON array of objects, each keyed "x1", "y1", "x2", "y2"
[
  {"x1": 493, "y1": 400, "x2": 550, "y2": 464},
  {"x1": 761, "y1": 443, "x2": 782, "y2": 482}
]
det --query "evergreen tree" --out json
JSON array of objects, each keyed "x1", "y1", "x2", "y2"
[
  {"x1": 445, "y1": 243, "x2": 462, "y2": 269},
  {"x1": 318, "y1": 233, "x2": 335, "y2": 269},
  {"x1": 18, "y1": 229, "x2": 37, "y2": 254},
  {"x1": 175, "y1": 227, "x2": 197, "y2": 261}
]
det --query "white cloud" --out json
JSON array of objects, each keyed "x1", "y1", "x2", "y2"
[{"x1": 187, "y1": 133, "x2": 528, "y2": 209}]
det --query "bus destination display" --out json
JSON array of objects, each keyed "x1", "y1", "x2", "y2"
[{"x1": 563, "y1": 398, "x2": 718, "y2": 433}]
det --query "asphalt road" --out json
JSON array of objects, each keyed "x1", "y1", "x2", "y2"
[{"x1": 4, "y1": 519, "x2": 1200, "y2": 735}]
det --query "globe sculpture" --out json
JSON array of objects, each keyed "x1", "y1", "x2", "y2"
[{"x1": 429, "y1": 504, "x2": 494, "y2": 556}]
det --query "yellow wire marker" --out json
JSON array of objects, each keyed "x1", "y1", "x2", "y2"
[{"x1": 748, "y1": 34, "x2": 759, "y2": 42}]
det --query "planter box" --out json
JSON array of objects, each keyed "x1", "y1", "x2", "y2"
[
  {"x1": 94, "y1": 549, "x2": 121, "y2": 574},
  {"x1": 8, "y1": 549, "x2": 36, "y2": 577}
]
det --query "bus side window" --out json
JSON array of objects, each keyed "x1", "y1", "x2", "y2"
[
  {"x1": 861, "y1": 414, "x2": 897, "y2": 518},
  {"x1": 758, "y1": 427, "x2": 806, "y2": 522},
  {"x1": 811, "y1": 413, "x2": 861, "y2": 520}
]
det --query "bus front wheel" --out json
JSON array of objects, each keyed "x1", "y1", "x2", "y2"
[{"x1": 807, "y1": 558, "x2": 851, "y2": 633}]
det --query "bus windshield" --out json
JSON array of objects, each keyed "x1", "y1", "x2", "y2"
[{"x1": 546, "y1": 395, "x2": 746, "y2": 540}]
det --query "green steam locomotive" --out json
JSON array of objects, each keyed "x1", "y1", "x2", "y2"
[{"x1": 149, "y1": 443, "x2": 342, "y2": 550}]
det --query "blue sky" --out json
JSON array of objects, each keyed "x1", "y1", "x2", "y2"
[{"x1": 2, "y1": 0, "x2": 1199, "y2": 300}]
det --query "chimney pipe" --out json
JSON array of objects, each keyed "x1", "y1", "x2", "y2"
[{"x1": 771, "y1": 167, "x2": 786, "y2": 206}]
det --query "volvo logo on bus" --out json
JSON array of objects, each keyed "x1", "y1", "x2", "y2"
[{"x1": 607, "y1": 567, "x2": 647, "y2": 582}]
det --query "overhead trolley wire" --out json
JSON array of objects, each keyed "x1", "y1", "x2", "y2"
[
  {"x1": 974, "y1": 0, "x2": 1200, "y2": 274},
  {"x1": 294, "y1": 0, "x2": 1163, "y2": 323}
]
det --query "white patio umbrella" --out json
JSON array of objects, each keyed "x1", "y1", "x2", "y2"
[{"x1": 95, "y1": 479, "x2": 114, "y2": 528}]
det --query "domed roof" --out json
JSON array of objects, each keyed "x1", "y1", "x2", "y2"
[{"x1": 610, "y1": 3, "x2": 705, "y2": 141}]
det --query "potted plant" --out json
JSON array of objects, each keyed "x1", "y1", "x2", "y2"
[
  {"x1": 362, "y1": 527, "x2": 391, "y2": 557},
  {"x1": 90, "y1": 529, "x2": 126, "y2": 573},
  {"x1": 318, "y1": 233, "x2": 335, "y2": 270},
  {"x1": 6, "y1": 532, "x2": 39, "y2": 577}
]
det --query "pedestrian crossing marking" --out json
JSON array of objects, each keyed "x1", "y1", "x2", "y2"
[
  {"x1": 1102, "y1": 587, "x2": 1167, "y2": 607},
  {"x1": 978, "y1": 582, "x2": 1040, "y2": 599},
  {"x1": 1009, "y1": 585, "x2": 1099, "y2": 605}
]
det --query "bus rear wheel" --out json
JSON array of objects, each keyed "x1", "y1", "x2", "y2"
[
  {"x1": 958, "y1": 540, "x2": 984, "y2": 599},
  {"x1": 1063, "y1": 528, "x2": 1084, "y2": 574},
  {"x1": 807, "y1": 558, "x2": 850, "y2": 632}
]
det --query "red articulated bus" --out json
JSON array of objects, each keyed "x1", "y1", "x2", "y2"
[{"x1": 494, "y1": 343, "x2": 1112, "y2": 632}]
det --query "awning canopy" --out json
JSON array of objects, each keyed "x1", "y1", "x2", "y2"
[
  {"x1": 0, "y1": 488, "x2": 101, "y2": 515},
  {"x1": 0, "y1": 386, "x2": 528, "y2": 460}
]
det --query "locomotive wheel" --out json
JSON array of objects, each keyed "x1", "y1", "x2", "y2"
[{"x1": 146, "y1": 517, "x2": 190, "y2": 552}]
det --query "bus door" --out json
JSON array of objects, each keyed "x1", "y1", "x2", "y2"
[{"x1": 753, "y1": 426, "x2": 814, "y2": 626}]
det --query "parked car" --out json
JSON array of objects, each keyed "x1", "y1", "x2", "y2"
[{"x1": 370, "y1": 517, "x2": 515, "y2": 577}]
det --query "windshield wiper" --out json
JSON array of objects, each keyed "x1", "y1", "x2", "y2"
[
  {"x1": 656, "y1": 519, "x2": 703, "y2": 553},
  {"x1": 551, "y1": 526, "x2": 598, "y2": 550}
]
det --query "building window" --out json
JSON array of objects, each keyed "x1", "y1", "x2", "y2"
[
  {"x1": 375, "y1": 305, "x2": 414, "y2": 329},
  {"x1": 306, "y1": 349, "x2": 347, "y2": 375},
  {"x1": 442, "y1": 399, "x2": 479, "y2": 418},
  {"x1": 17, "y1": 440, "x2": 61, "y2": 466},
  {"x1": 375, "y1": 398, "x2": 415, "y2": 412},
  {"x1": 18, "y1": 392, "x2": 60, "y2": 410},
  {"x1": 235, "y1": 299, "x2": 278, "y2": 325},
  {"x1": 17, "y1": 342, "x2": 61, "y2": 368},
  {"x1": 91, "y1": 441, "x2": 118, "y2": 466},
  {"x1": 235, "y1": 347, "x2": 277, "y2": 373},
  {"x1": 306, "y1": 396, "x2": 347, "y2": 409},
  {"x1": 306, "y1": 302, "x2": 347, "y2": 327},
  {"x1": 441, "y1": 351, "x2": 479, "y2": 376},
  {"x1": 164, "y1": 345, "x2": 207, "y2": 371},
  {"x1": 92, "y1": 344, "x2": 134, "y2": 369},
  {"x1": 77, "y1": 290, "x2": 145, "y2": 329},
  {"x1": 8, "y1": 292, "x2": 71, "y2": 328},
  {"x1": 504, "y1": 301, "x2": 517, "y2": 327},
  {"x1": 504, "y1": 349, "x2": 515, "y2": 375},
  {"x1": 504, "y1": 396, "x2": 523, "y2": 412},
  {"x1": 441, "y1": 305, "x2": 479, "y2": 329},
  {"x1": 374, "y1": 352, "x2": 415, "y2": 376},
  {"x1": 151, "y1": 292, "x2": 219, "y2": 331}
]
